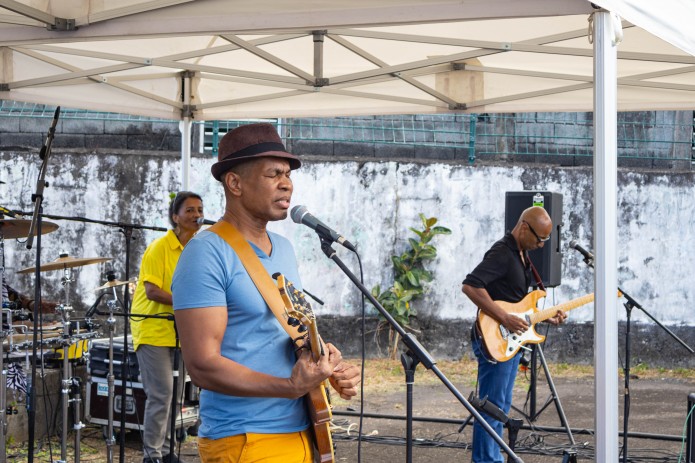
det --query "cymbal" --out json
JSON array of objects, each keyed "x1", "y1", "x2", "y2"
[
  {"x1": 93, "y1": 278, "x2": 137, "y2": 292},
  {"x1": 17, "y1": 254, "x2": 111, "y2": 274},
  {"x1": 0, "y1": 218, "x2": 59, "y2": 239}
]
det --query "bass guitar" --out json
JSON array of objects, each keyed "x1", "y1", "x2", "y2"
[
  {"x1": 276, "y1": 274, "x2": 334, "y2": 463},
  {"x1": 478, "y1": 290, "x2": 601, "y2": 362}
]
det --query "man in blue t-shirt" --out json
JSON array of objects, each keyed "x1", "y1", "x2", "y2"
[{"x1": 172, "y1": 123, "x2": 360, "y2": 463}]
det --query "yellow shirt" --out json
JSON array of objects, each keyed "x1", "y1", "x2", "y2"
[{"x1": 130, "y1": 229, "x2": 183, "y2": 350}]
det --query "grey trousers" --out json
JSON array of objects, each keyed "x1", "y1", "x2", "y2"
[{"x1": 136, "y1": 344, "x2": 186, "y2": 460}]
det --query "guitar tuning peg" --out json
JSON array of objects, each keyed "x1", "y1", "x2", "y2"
[
  {"x1": 287, "y1": 317, "x2": 300, "y2": 327},
  {"x1": 298, "y1": 325, "x2": 308, "y2": 333}
]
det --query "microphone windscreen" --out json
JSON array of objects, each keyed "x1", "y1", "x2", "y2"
[{"x1": 290, "y1": 205, "x2": 307, "y2": 224}]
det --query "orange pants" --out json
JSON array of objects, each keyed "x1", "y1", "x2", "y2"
[{"x1": 198, "y1": 430, "x2": 313, "y2": 463}]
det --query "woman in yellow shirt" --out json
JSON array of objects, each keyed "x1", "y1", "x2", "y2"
[{"x1": 131, "y1": 191, "x2": 204, "y2": 463}]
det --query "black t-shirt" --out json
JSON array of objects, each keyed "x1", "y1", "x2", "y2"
[{"x1": 462, "y1": 232, "x2": 532, "y2": 304}]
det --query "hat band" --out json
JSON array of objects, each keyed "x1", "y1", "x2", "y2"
[{"x1": 221, "y1": 142, "x2": 287, "y2": 161}]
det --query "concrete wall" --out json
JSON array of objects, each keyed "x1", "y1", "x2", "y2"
[
  {"x1": 2, "y1": 145, "x2": 694, "y2": 367},
  {"x1": 0, "y1": 117, "x2": 186, "y2": 152}
]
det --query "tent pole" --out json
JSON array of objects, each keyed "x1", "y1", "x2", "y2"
[
  {"x1": 593, "y1": 9, "x2": 620, "y2": 463},
  {"x1": 180, "y1": 118, "x2": 191, "y2": 190},
  {"x1": 180, "y1": 72, "x2": 193, "y2": 190}
]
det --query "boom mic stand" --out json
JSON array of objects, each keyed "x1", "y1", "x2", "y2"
[
  {"x1": 575, "y1": 250, "x2": 694, "y2": 463},
  {"x1": 617, "y1": 288, "x2": 693, "y2": 463},
  {"x1": 25, "y1": 106, "x2": 59, "y2": 463},
  {"x1": 315, "y1": 234, "x2": 523, "y2": 463}
]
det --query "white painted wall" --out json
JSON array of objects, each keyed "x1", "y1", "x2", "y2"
[{"x1": 2, "y1": 151, "x2": 693, "y2": 326}]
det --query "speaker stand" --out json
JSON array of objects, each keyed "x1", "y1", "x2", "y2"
[{"x1": 512, "y1": 344, "x2": 576, "y2": 446}]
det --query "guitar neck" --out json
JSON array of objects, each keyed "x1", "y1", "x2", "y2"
[{"x1": 529, "y1": 293, "x2": 595, "y2": 325}]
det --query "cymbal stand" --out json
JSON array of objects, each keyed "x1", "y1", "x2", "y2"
[
  {"x1": 101, "y1": 286, "x2": 121, "y2": 463},
  {"x1": 57, "y1": 267, "x2": 84, "y2": 463}
]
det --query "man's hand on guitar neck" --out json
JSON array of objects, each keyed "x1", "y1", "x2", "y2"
[
  {"x1": 545, "y1": 309, "x2": 568, "y2": 325},
  {"x1": 288, "y1": 342, "x2": 344, "y2": 399}
]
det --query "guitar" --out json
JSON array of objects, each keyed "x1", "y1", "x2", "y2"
[
  {"x1": 477, "y1": 290, "x2": 601, "y2": 362},
  {"x1": 276, "y1": 274, "x2": 334, "y2": 463}
]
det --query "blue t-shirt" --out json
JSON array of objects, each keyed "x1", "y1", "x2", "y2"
[{"x1": 172, "y1": 229, "x2": 309, "y2": 439}]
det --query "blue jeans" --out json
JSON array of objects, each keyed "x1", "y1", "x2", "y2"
[{"x1": 471, "y1": 336, "x2": 521, "y2": 463}]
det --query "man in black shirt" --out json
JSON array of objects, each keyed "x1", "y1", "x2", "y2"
[{"x1": 462, "y1": 206, "x2": 567, "y2": 463}]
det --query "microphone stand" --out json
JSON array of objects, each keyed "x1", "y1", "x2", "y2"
[
  {"x1": 25, "y1": 107, "x2": 59, "y2": 463},
  {"x1": 618, "y1": 288, "x2": 693, "y2": 463},
  {"x1": 578, "y1": 256, "x2": 694, "y2": 463},
  {"x1": 315, "y1": 234, "x2": 523, "y2": 463}
]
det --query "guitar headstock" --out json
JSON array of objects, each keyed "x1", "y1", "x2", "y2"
[{"x1": 274, "y1": 273, "x2": 322, "y2": 360}]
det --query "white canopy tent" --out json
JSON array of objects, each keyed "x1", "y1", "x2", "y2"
[
  {"x1": 2, "y1": 1, "x2": 694, "y2": 118},
  {"x1": 1, "y1": 1, "x2": 694, "y2": 461}
]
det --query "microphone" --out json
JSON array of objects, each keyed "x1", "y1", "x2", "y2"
[
  {"x1": 39, "y1": 106, "x2": 60, "y2": 160},
  {"x1": 290, "y1": 205, "x2": 356, "y2": 252},
  {"x1": 197, "y1": 218, "x2": 215, "y2": 226},
  {"x1": 569, "y1": 240, "x2": 594, "y2": 263},
  {"x1": 0, "y1": 205, "x2": 20, "y2": 218}
]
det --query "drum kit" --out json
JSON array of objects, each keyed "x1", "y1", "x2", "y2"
[{"x1": 1, "y1": 217, "x2": 135, "y2": 463}]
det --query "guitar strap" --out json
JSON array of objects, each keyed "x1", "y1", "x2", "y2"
[
  {"x1": 208, "y1": 220, "x2": 304, "y2": 342},
  {"x1": 525, "y1": 251, "x2": 546, "y2": 292}
]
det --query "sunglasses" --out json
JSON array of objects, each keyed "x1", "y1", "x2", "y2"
[{"x1": 524, "y1": 221, "x2": 550, "y2": 244}]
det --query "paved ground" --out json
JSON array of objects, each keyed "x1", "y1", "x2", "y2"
[{"x1": 11, "y1": 367, "x2": 695, "y2": 462}]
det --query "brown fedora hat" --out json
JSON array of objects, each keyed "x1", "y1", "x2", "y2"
[{"x1": 211, "y1": 123, "x2": 301, "y2": 181}]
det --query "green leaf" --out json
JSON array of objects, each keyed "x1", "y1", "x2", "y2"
[
  {"x1": 425, "y1": 217, "x2": 437, "y2": 228},
  {"x1": 418, "y1": 249, "x2": 437, "y2": 260},
  {"x1": 406, "y1": 271, "x2": 420, "y2": 287},
  {"x1": 408, "y1": 238, "x2": 420, "y2": 251},
  {"x1": 432, "y1": 226, "x2": 452, "y2": 235},
  {"x1": 409, "y1": 228, "x2": 424, "y2": 239},
  {"x1": 419, "y1": 213, "x2": 427, "y2": 226},
  {"x1": 411, "y1": 269, "x2": 433, "y2": 282}
]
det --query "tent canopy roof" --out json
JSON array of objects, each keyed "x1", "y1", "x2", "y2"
[{"x1": 1, "y1": 0, "x2": 694, "y2": 120}]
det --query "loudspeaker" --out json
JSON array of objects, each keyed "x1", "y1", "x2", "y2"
[{"x1": 505, "y1": 191, "x2": 563, "y2": 288}]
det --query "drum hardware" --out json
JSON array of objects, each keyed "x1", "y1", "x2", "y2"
[
  {"x1": 91, "y1": 274, "x2": 127, "y2": 463},
  {"x1": 11, "y1": 212, "x2": 166, "y2": 463}
]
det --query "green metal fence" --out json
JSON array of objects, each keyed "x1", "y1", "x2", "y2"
[{"x1": 2, "y1": 100, "x2": 692, "y2": 164}]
